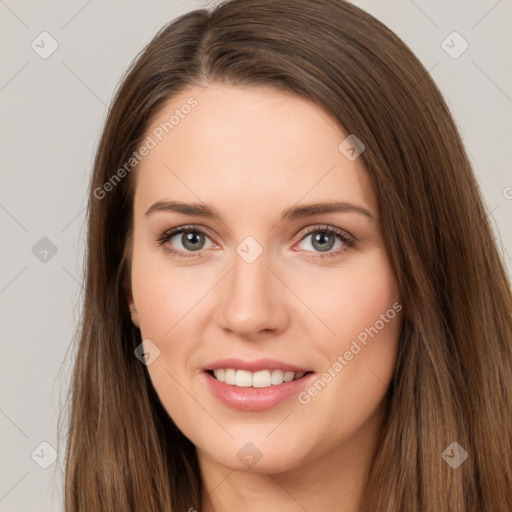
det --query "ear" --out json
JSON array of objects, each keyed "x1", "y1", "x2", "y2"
[
  {"x1": 127, "y1": 288, "x2": 140, "y2": 328},
  {"x1": 121, "y1": 235, "x2": 139, "y2": 328}
]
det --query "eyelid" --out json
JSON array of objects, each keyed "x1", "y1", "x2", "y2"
[
  {"x1": 292, "y1": 224, "x2": 356, "y2": 259},
  {"x1": 157, "y1": 224, "x2": 218, "y2": 245},
  {"x1": 156, "y1": 224, "x2": 219, "y2": 255},
  {"x1": 297, "y1": 224, "x2": 356, "y2": 244}
]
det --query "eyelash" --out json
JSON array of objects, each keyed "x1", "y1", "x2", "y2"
[{"x1": 156, "y1": 224, "x2": 356, "y2": 260}]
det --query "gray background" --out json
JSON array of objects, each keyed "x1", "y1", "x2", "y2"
[{"x1": 1, "y1": 1, "x2": 511, "y2": 510}]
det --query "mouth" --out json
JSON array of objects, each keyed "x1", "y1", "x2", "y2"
[
  {"x1": 205, "y1": 368, "x2": 314, "y2": 388},
  {"x1": 202, "y1": 362, "x2": 315, "y2": 411}
]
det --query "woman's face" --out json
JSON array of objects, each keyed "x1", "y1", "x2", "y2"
[{"x1": 128, "y1": 82, "x2": 402, "y2": 474}]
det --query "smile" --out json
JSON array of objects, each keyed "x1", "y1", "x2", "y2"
[
  {"x1": 208, "y1": 368, "x2": 308, "y2": 388},
  {"x1": 202, "y1": 359, "x2": 315, "y2": 411}
]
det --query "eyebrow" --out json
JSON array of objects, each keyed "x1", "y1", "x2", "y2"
[{"x1": 144, "y1": 200, "x2": 375, "y2": 221}]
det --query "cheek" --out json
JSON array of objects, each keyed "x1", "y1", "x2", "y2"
[
  {"x1": 130, "y1": 249, "x2": 205, "y2": 426},
  {"x1": 292, "y1": 247, "x2": 401, "y2": 421},
  {"x1": 296, "y1": 246, "x2": 401, "y2": 350},
  {"x1": 130, "y1": 245, "x2": 212, "y2": 340},
  {"x1": 130, "y1": 247, "x2": 215, "y2": 408}
]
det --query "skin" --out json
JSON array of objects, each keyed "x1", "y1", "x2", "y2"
[{"x1": 127, "y1": 82, "x2": 402, "y2": 512}]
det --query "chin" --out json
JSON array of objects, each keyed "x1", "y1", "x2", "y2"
[{"x1": 198, "y1": 434, "x2": 311, "y2": 474}]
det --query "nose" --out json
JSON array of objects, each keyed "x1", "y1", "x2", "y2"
[{"x1": 215, "y1": 246, "x2": 289, "y2": 339}]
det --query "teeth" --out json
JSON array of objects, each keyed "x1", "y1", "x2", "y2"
[
  {"x1": 212, "y1": 368, "x2": 307, "y2": 388},
  {"x1": 253, "y1": 370, "x2": 271, "y2": 388},
  {"x1": 225, "y1": 368, "x2": 236, "y2": 385},
  {"x1": 271, "y1": 369, "x2": 284, "y2": 385},
  {"x1": 235, "y1": 370, "x2": 252, "y2": 387},
  {"x1": 283, "y1": 371, "x2": 295, "y2": 382}
]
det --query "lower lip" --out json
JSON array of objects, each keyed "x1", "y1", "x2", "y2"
[{"x1": 203, "y1": 371, "x2": 314, "y2": 411}]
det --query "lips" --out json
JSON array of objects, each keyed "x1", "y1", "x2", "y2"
[
  {"x1": 201, "y1": 358, "x2": 315, "y2": 411},
  {"x1": 203, "y1": 357, "x2": 311, "y2": 373}
]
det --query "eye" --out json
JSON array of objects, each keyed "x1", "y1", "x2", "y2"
[
  {"x1": 156, "y1": 224, "x2": 355, "y2": 260},
  {"x1": 157, "y1": 225, "x2": 215, "y2": 257},
  {"x1": 295, "y1": 225, "x2": 355, "y2": 259}
]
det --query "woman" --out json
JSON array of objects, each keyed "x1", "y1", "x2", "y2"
[{"x1": 61, "y1": 0, "x2": 512, "y2": 510}]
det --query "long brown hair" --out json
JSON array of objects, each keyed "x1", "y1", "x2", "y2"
[{"x1": 60, "y1": 0, "x2": 512, "y2": 510}]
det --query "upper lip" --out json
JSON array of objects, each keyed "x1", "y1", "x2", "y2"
[{"x1": 203, "y1": 358, "x2": 312, "y2": 373}]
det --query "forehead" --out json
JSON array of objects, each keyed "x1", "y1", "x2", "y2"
[{"x1": 133, "y1": 83, "x2": 377, "y2": 219}]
